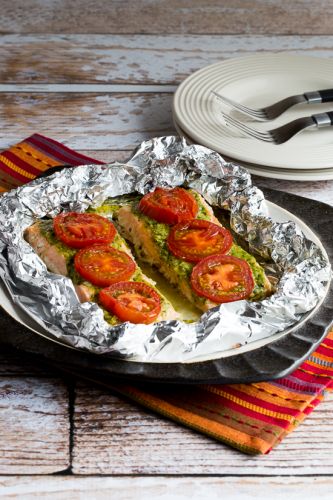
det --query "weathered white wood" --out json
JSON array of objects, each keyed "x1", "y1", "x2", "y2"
[
  {"x1": 0, "y1": 23, "x2": 333, "y2": 484},
  {"x1": 1, "y1": 92, "x2": 333, "y2": 208},
  {"x1": 0, "y1": 378, "x2": 70, "y2": 474},
  {"x1": 0, "y1": 84, "x2": 177, "y2": 92},
  {"x1": 72, "y1": 383, "x2": 333, "y2": 475},
  {"x1": 80, "y1": 150, "x2": 130, "y2": 163},
  {"x1": 0, "y1": 93, "x2": 174, "y2": 150},
  {"x1": 3, "y1": 34, "x2": 333, "y2": 84},
  {"x1": 0, "y1": 476, "x2": 332, "y2": 500},
  {"x1": 1, "y1": 0, "x2": 333, "y2": 35}
]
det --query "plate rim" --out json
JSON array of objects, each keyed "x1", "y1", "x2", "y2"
[
  {"x1": 173, "y1": 53, "x2": 333, "y2": 170},
  {"x1": 0, "y1": 190, "x2": 332, "y2": 383},
  {"x1": 173, "y1": 117, "x2": 333, "y2": 181},
  {"x1": 0, "y1": 198, "x2": 328, "y2": 363}
]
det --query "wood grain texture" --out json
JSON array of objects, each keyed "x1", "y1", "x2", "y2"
[
  {"x1": 72, "y1": 383, "x2": 333, "y2": 475},
  {"x1": 1, "y1": 92, "x2": 333, "y2": 205},
  {"x1": 0, "y1": 92, "x2": 174, "y2": 150},
  {"x1": 2, "y1": 1, "x2": 333, "y2": 35},
  {"x1": 3, "y1": 34, "x2": 333, "y2": 84},
  {"x1": 1, "y1": 476, "x2": 333, "y2": 500},
  {"x1": 0, "y1": 377, "x2": 70, "y2": 474},
  {"x1": 1, "y1": 15, "x2": 333, "y2": 484}
]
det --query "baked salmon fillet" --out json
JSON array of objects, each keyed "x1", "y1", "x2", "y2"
[
  {"x1": 117, "y1": 189, "x2": 272, "y2": 313},
  {"x1": 24, "y1": 219, "x2": 179, "y2": 324}
]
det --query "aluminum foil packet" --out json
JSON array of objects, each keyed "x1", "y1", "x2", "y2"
[{"x1": 0, "y1": 136, "x2": 330, "y2": 362}]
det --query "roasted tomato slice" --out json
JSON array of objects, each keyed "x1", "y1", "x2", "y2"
[
  {"x1": 167, "y1": 219, "x2": 233, "y2": 263},
  {"x1": 54, "y1": 212, "x2": 116, "y2": 249},
  {"x1": 138, "y1": 187, "x2": 198, "y2": 224},
  {"x1": 99, "y1": 281, "x2": 161, "y2": 324},
  {"x1": 74, "y1": 245, "x2": 136, "y2": 287},
  {"x1": 191, "y1": 254, "x2": 254, "y2": 303}
]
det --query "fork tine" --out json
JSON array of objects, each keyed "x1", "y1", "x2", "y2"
[
  {"x1": 223, "y1": 117, "x2": 275, "y2": 142},
  {"x1": 222, "y1": 114, "x2": 261, "y2": 137},
  {"x1": 223, "y1": 119, "x2": 274, "y2": 142},
  {"x1": 222, "y1": 112, "x2": 316, "y2": 145},
  {"x1": 211, "y1": 91, "x2": 262, "y2": 114},
  {"x1": 212, "y1": 92, "x2": 266, "y2": 118},
  {"x1": 222, "y1": 113, "x2": 274, "y2": 141},
  {"x1": 222, "y1": 113, "x2": 268, "y2": 134},
  {"x1": 211, "y1": 91, "x2": 267, "y2": 119}
]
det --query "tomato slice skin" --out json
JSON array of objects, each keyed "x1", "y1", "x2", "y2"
[
  {"x1": 138, "y1": 187, "x2": 198, "y2": 225},
  {"x1": 167, "y1": 219, "x2": 233, "y2": 262},
  {"x1": 191, "y1": 254, "x2": 254, "y2": 303},
  {"x1": 74, "y1": 245, "x2": 136, "y2": 287},
  {"x1": 99, "y1": 281, "x2": 162, "y2": 324},
  {"x1": 54, "y1": 212, "x2": 116, "y2": 249}
]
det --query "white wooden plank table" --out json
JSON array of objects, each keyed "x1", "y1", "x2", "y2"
[{"x1": 0, "y1": 2, "x2": 333, "y2": 498}]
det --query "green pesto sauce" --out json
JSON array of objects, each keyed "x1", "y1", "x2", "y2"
[
  {"x1": 89, "y1": 194, "x2": 141, "y2": 220},
  {"x1": 103, "y1": 309, "x2": 119, "y2": 326},
  {"x1": 39, "y1": 219, "x2": 77, "y2": 262},
  {"x1": 39, "y1": 189, "x2": 268, "y2": 327},
  {"x1": 38, "y1": 218, "x2": 168, "y2": 325},
  {"x1": 190, "y1": 190, "x2": 211, "y2": 221},
  {"x1": 229, "y1": 244, "x2": 265, "y2": 299},
  {"x1": 132, "y1": 203, "x2": 194, "y2": 280},
  {"x1": 131, "y1": 192, "x2": 267, "y2": 301},
  {"x1": 112, "y1": 232, "x2": 128, "y2": 250},
  {"x1": 96, "y1": 205, "x2": 119, "y2": 215},
  {"x1": 101, "y1": 265, "x2": 169, "y2": 326}
]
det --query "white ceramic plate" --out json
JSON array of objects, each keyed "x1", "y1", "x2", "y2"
[
  {"x1": 0, "y1": 201, "x2": 329, "y2": 363},
  {"x1": 173, "y1": 54, "x2": 333, "y2": 172},
  {"x1": 173, "y1": 117, "x2": 333, "y2": 181}
]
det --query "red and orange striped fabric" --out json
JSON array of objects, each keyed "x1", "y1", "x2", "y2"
[
  {"x1": 1, "y1": 134, "x2": 332, "y2": 455},
  {"x1": 0, "y1": 133, "x2": 103, "y2": 192},
  {"x1": 112, "y1": 338, "x2": 333, "y2": 454}
]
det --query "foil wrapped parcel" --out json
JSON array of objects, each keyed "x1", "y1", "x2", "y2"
[{"x1": 0, "y1": 136, "x2": 330, "y2": 362}]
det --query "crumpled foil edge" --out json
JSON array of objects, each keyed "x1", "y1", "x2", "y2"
[{"x1": 0, "y1": 136, "x2": 330, "y2": 362}]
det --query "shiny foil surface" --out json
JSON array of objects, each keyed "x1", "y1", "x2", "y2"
[{"x1": 0, "y1": 136, "x2": 330, "y2": 362}]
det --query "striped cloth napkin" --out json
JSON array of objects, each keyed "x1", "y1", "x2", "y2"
[{"x1": 1, "y1": 133, "x2": 332, "y2": 455}]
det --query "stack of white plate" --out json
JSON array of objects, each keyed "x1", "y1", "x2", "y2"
[{"x1": 173, "y1": 54, "x2": 333, "y2": 181}]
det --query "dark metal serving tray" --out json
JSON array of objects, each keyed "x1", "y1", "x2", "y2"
[{"x1": 0, "y1": 188, "x2": 332, "y2": 385}]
